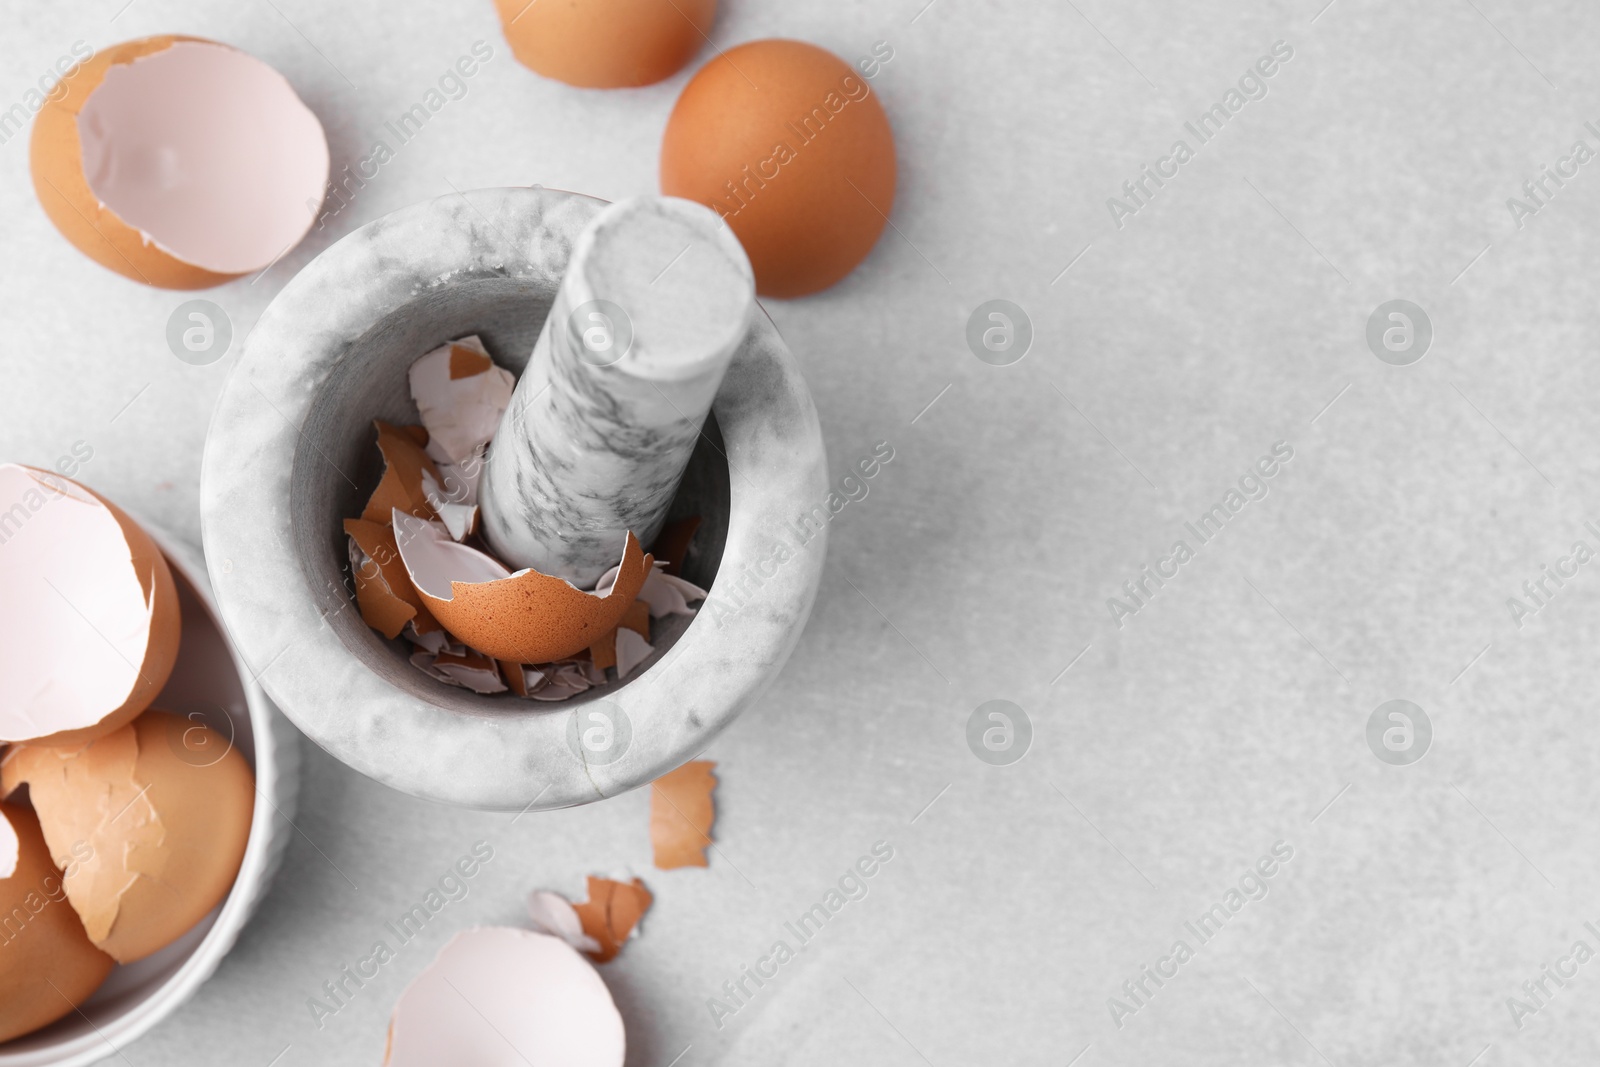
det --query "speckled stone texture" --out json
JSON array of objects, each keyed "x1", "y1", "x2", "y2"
[{"x1": 200, "y1": 186, "x2": 827, "y2": 811}]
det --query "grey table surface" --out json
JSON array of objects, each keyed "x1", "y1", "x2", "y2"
[{"x1": 6, "y1": 1, "x2": 1600, "y2": 1064}]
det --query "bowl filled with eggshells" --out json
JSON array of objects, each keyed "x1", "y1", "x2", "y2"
[{"x1": 0, "y1": 465, "x2": 298, "y2": 1065}]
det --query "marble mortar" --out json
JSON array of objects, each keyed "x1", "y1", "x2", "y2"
[{"x1": 199, "y1": 186, "x2": 828, "y2": 811}]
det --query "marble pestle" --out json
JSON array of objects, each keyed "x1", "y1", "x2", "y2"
[{"x1": 479, "y1": 196, "x2": 755, "y2": 587}]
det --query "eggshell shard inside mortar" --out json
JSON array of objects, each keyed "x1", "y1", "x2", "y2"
[
  {"x1": 408, "y1": 335, "x2": 514, "y2": 467},
  {"x1": 31, "y1": 35, "x2": 328, "y2": 288},
  {"x1": 345, "y1": 517, "x2": 440, "y2": 639},
  {"x1": 0, "y1": 464, "x2": 180, "y2": 746},
  {"x1": 0, "y1": 802, "x2": 115, "y2": 1044},
  {"x1": 363, "y1": 421, "x2": 441, "y2": 524},
  {"x1": 1, "y1": 709, "x2": 255, "y2": 963},
  {"x1": 392, "y1": 510, "x2": 652, "y2": 663},
  {"x1": 385, "y1": 927, "x2": 625, "y2": 1067},
  {"x1": 494, "y1": 0, "x2": 716, "y2": 88},
  {"x1": 661, "y1": 38, "x2": 897, "y2": 297}
]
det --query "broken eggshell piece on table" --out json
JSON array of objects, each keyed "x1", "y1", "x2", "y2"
[
  {"x1": 526, "y1": 876, "x2": 653, "y2": 964},
  {"x1": 31, "y1": 36, "x2": 328, "y2": 289},
  {"x1": 384, "y1": 927, "x2": 625, "y2": 1067},
  {"x1": 650, "y1": 760, "x2": 717, "y2": 869},
  {"x1": 0, "y1": 464, "x2": 180, "y2": 746}
]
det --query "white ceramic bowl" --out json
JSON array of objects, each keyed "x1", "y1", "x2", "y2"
[{"x1": 0, "y1": 526, "x2": 300, "y2": 1066}]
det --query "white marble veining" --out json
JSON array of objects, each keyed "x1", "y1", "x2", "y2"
[
  {"x1": 480, "y1": 197, "x2": 754, "y2": 586},
  {"x1": 200, "y1": 186, "x2": 827, "y2": 811}
]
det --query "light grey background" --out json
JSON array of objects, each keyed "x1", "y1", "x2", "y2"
[{"x1": 4, "y1": 0, "x2": 1599, "y2": 1064}]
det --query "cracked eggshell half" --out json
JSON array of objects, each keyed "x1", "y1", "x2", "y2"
[
  {"x1": 0, "y1": 709, "x2": 255, "y2": 964},
  {"x1": 392, "y1": 510, "x2": 651, "y2": 663},
  {"x1": 0, "y1": 464, "x2": 180, "y2": 747},
  {"x1": 0, "y1": 802, "x2": 115, "y2": 1044},
  {"x1": 31, "y1": 36, "x2": 329, "y2": 289},
  {"x1": 385, "y1": 927, "x2": 624, "y2": 1067}
]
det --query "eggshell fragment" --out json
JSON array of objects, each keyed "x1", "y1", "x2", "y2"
[
  {"x1": 0, "y1": 811, "x2": 16, "y2": 880},
  {"x1": 586, "y1": 602, "x2": 650, "y2": 676},
  {"x1": 1, "y1": 709, "x2": 255, "y2": 963},
  {"x1": 636, "y1": 562, "x2": 708, "y2": 618},
  {"x1": 345, "y1": 518, "x2": 439, "y2": 639},
  {"x1": 431, "y1": 648, "x2": 508, "y2": 694},
  {"x1": 0, "y1": 464, "x2": 180, "y2": 746},
  {"x1": 589, "y1": 629, "x2": 618, "y2": 672},
  {"x1": 570, "y1": 876, "x2": 653, "y2": 963},
  {"x1": 526, "y1": 670, "x2": 590, "y2": 702},
  {"x1": 651, "y1": 515, "x2": 701, "y2": 576},
  {"x1": 31, "y1": 37, "x2": 328, "y2": 288},
  {"x1": 408, "y1": 336, "x2": 515, "y2": 467},
  {"x1": 0, "y1": 803, "x2": 115, "y2": 1044},
  {"x1": 420, "y1": 470, "x2": 477, "y2": 542},
  {"x1": 498, "y1": 659, "x2": 532, "y2": 697},
  {"x1": 615, "y1": 628, "x2": 654, "y2": 679},
  {"x1": 403, "y1": 621, "x2": 451, "y2": 655},
  {"x1": 407, "y1": 650, "x2": 453, "y2": 685},
  {"x1": 661, "y1": 39, "x2": 897, "y2": 297},
  {"x1": 393, "y1": 510, "x2": 652, "y2": 663},
  {"x1": 619, "y1": 599, "x2": 650, "y2": 639},
  {"x1": 651, "y1": 761, "x2": 716, "y2": 869},
  {"x1": 384, "y1": 927, "x2": 624, "y2": 1067},
  {"x1": 362, "y1": 422, "x2": 440, "y2": 524},
  {"x1": 526, "y1": 889, "x2": 603, "y2": 957},
  {"x1": 494, "y1": 0, "x2": 715, "y2": 88}
]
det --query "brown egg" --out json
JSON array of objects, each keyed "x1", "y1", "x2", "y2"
[
  {"x1": 661, "y1": 39, "x2": 897, "y2": 297},
  {"x1": 0, "y1": 464, "x2": 181, "y2": 747},
  {"x1": 1, "y1": 709, "x2": 255, "y2": 963},
  {"x1": 31, "y1": 36, "x2": 328, "y2": 289},
  {"x1": 494, "y1": 0, "x2": 716, "y2": 88},
  {"x1": 0, "y1": 802, "x2": 114, "y2": 1044}
]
